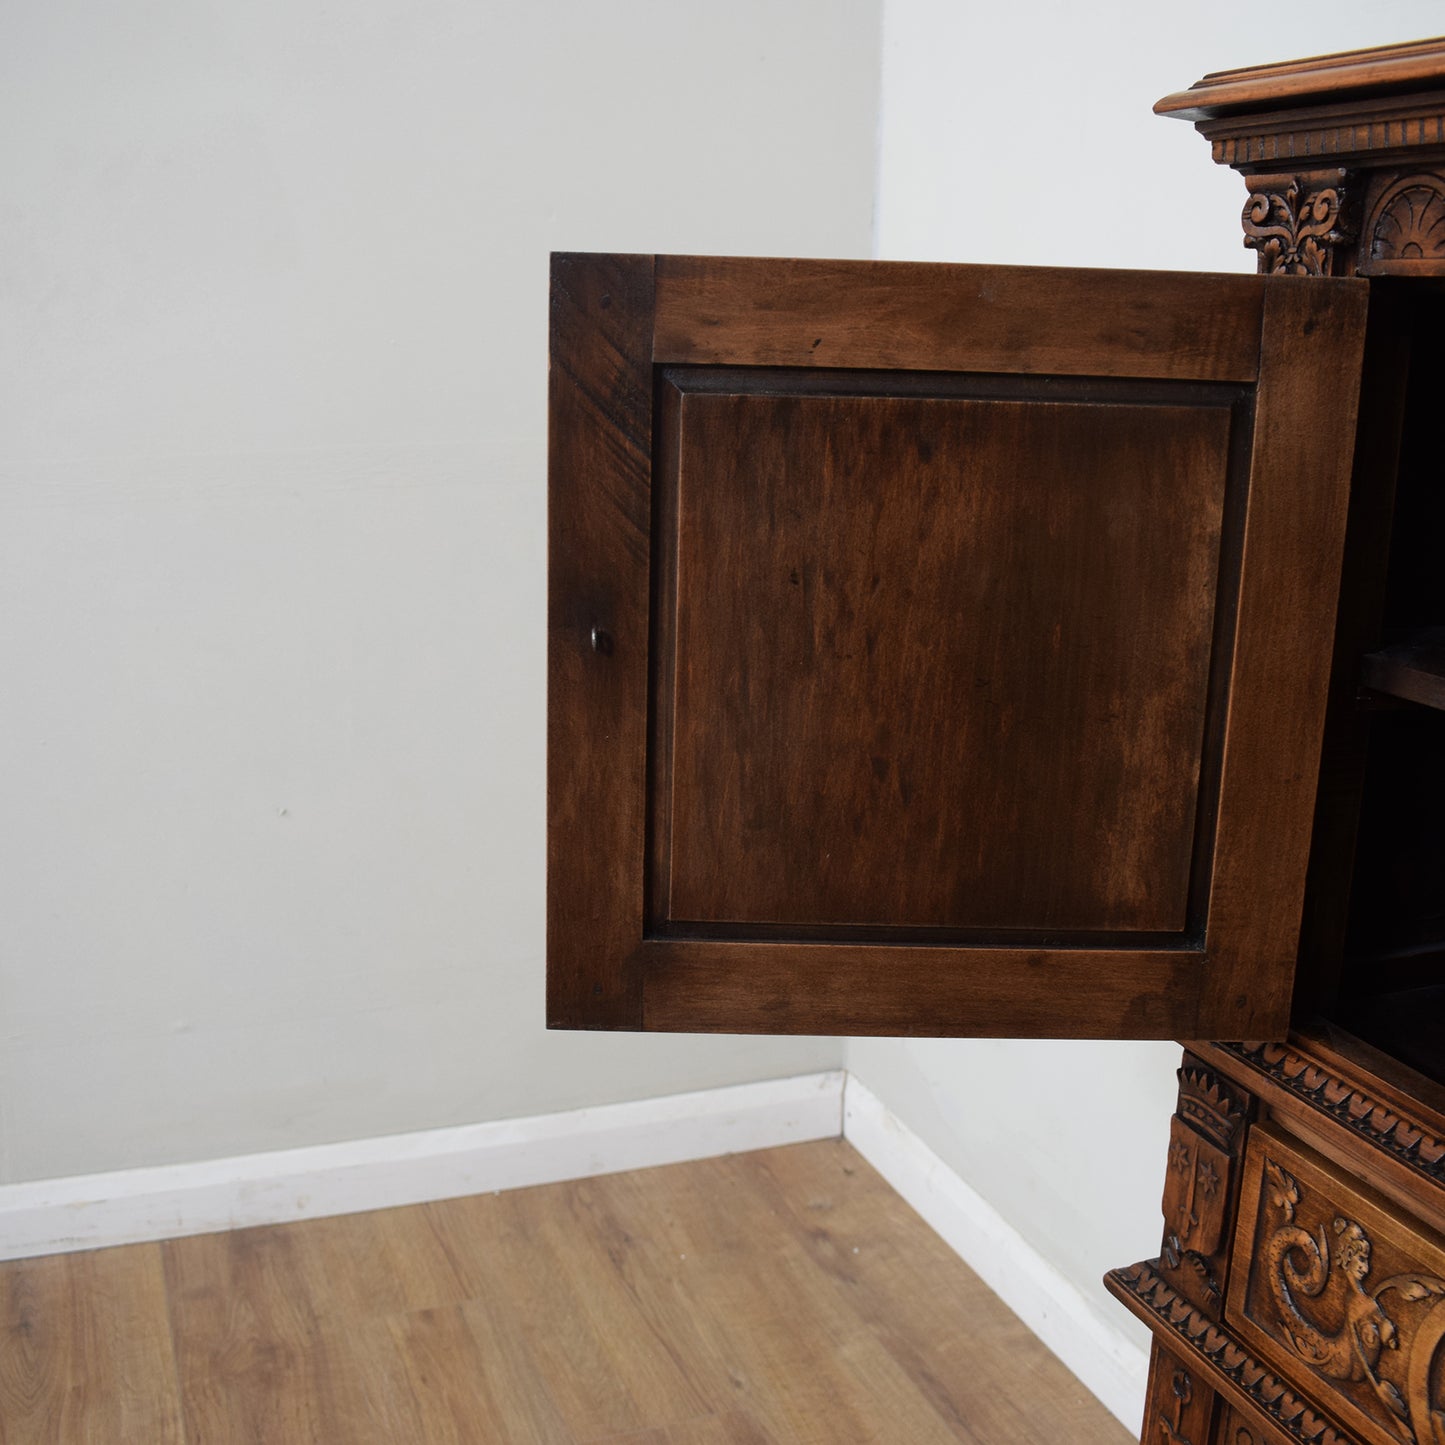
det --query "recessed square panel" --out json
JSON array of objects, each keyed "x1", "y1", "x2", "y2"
[{"x1": 651, "y1": 377, "x2": 1234, "y2": 936}]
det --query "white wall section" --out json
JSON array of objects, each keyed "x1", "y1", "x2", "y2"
[
  {"x1": 875, "y1": 0, "x2": 1445, "y2": 272},
  {"x1": 0, "y1": 0, "x2": 881, "y2": 1185}
]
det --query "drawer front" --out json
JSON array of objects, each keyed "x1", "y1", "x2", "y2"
[{"x1": 1227, "y1": 1125, "x2": 1445, "y2": 1445}]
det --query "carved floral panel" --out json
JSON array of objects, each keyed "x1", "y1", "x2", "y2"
[{"x1": 1228, "y1": 1127, "x2": 1445, "y2": 1445}]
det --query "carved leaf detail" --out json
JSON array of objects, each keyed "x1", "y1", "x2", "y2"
[
  {"x1": 1376, "y1": 1379, "x2": 1409, "y2": 1421},
  {"x1": 1267, "y1": 1161, "x2": 1301, "y2": 1218},
  {"x1": 1241, "y1": 178, "x2": 1346, "y2": 274},
  {"x1": 1380, "y1": 1277, "x2": 1445, "y2": 1304}
]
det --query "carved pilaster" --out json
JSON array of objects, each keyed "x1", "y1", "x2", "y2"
[
  {"x1": 1160, "y1": 1057, "x2": 1252, "y2": 1315},
  {"x1": 1239, "y1": 171, "x2": 1356, "y2": 276},
  {"x1": 1160, "y1": 1369, "x2": 1196, "y2": 1445},
  {"x1": 1145, "y1": 1345, "x2": 1216, "y2": 1445}
]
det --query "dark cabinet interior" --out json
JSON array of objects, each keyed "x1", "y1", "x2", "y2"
[{"x1": 1312, "y1": 281, "x2": 1445, "y2": 1084}]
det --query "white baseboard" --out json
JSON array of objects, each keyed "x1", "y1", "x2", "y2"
[
  {"x1": 841, "y1": 1074, "x2": 1148, "y2": 1435},
  {"x1": 0, "y1": 1070, "x2": 845, "y2": 1261}
]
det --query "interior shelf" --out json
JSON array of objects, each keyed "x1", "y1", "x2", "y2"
[{"x1": 1360, "y1": 627, "x2": 1445, "y2": 710}]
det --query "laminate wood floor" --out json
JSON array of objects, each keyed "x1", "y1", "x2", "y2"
[{"x1": 0, "y1": 1139, "x2": 1134, "y2": 1444}]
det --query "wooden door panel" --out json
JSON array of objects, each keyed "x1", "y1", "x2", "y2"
[
  {"x1": 548, "y1": 254, "x2": 1369, "y2": 1039},
  {"x1": 657, "y1": 378, "x2": 1235, "y2": 937}
]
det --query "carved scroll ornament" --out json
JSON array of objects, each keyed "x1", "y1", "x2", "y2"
[
  {"x1": 1220, "y1": 1402, "x2": 1292, "y2": 1445},
  {"x1": 1242, "y1": 179, "x2": 1349, "y2": 276}
]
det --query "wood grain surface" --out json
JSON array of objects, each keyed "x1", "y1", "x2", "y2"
[
  {"x1": 1154, "y1": 36, "x2": 1445, "y2": 122},
  {"x1": 0, "y1": 1141, "x2": 1132, "y2": 1445},
  {"x1": 652, "y1": 256, "x2": 1267, "y2": 381},
  {"x1": 638, "y1": 939, "x2": 1202, "y2": 1038},
  {"x1": 547, "y1": 252, "x2": 655, "y2": 1030},
  {"x1": 657, "y1": 383, "x2": 1232, "y2": 935},
  {"x1": 1194, "y1": 277, "x2": 1368, "y2": 1039}
]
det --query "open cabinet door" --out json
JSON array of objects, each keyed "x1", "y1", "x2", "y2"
[{"x1": 548, "y1": 254, "x2": 1368, "y2": 1040}]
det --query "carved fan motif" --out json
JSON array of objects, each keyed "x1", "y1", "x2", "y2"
[{"x1": 1369, "y1": 175, "x2": 1445, "y2": 263}]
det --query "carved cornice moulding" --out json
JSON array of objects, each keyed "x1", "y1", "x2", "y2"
[
  {"x1": 1155, "y1": 38, "x2": 1445, "y2": 124},
  {"x1": 1198, "y1": 95, "x2": 1445, "y2": 171},
  {"x1": 1159, "y1": 40, "x2": 1445, "y2": 275},
  {"x1": 1217, "y1": 1042, "x2": 1445, "y2": 1185},
  {"x1": 1107, "y1": 1261, "x2": 1357, "y2": 1445}
]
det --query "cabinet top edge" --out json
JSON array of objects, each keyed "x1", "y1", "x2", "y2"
[
  {"x1": 554, "y1": 252, "x2": 1367, "y2": 291},
  {"x1": 1155, "y1": 35, "x2": 1445, "y2": 122}
]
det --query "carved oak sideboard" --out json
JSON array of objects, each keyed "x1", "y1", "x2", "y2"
[
  {"x1": 1103, "y1": 41, "x2": 1445, "y2": 1445},
  {"x1": 546, "y1": 36, "x2": 1445, "y2": 1445}
]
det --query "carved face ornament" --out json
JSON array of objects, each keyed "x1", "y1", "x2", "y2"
[{"x1": 1336, "y1": 1217, "x2": 1374, "y2": 1286}]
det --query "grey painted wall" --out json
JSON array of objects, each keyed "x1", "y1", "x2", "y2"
[{"x1": 0, "y1": 0, "x2": 883, "y2": 1184}]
